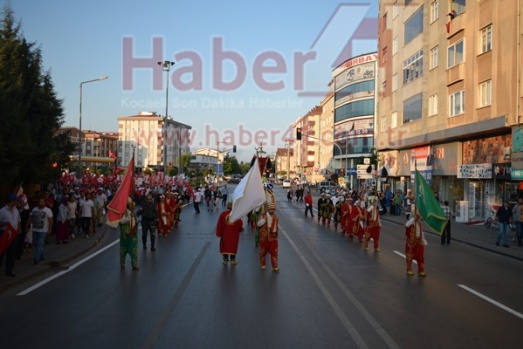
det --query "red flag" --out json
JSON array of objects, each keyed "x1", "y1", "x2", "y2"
[
  {"x1": 106, "y1": 155, "x2": 134, "y2": 228},
  {"x1": 0, "y1": 223, "x2": 18, "y2": 255},
  {"x1": 109, "y1": 150, "x2": 117, "y2": 159}
]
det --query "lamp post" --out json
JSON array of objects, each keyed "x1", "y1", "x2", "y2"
[
  {"x1": 158, "y1": 60, "x2": 175, "y2": 174},
  {"x1": 79, "y1": 76, "x2": 108, "y2": 176}
]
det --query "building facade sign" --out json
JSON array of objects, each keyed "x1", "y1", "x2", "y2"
[
  {"x1": 335, "y1": 90, "x2": 374, "y2": 108},
  {"x1": 462, "y1": 135, "x2": 512, "y2": 164},
  {"x1": 410, "y1": 146, "x2": 433, "y2": 184},
  {"x1": 333, "y1": 117, "x2": 374, "y2": 140},
  {"x1": 335, "y1": 62, "x2": 376, "y2": 91},
  {"x1": 457, "y1": 163, "x2": 492, "y2": 179},
  {"x1": 432, "y1": 142, "x2": 462, "y2": 176},
  {"x1": 332, "y1": 53, "x2": 378, "y2": 77},
  {"x1": 512, "y1": 126, "x2": 523, "y2": 171},
  {"x1": 378, "y1": 150, "x2": 399, "y2": 177}
]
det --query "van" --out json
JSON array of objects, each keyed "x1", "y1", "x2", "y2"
[{"x1": 318, "y1": 181, "x2": 338, "y2": 192}]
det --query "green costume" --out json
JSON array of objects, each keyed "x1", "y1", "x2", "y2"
[{"x1": 119, "y1": 209, "x2": 138, "y2": 268}]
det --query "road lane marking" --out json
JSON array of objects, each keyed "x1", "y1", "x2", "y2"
[
  {"x1": 143, "y1": 241, "x2": 211, "y2": 349},
  {"x1": 393, "y1": 250, "x2": 417, "y2": 264},
  {"x1": 458, "y1": 284, "x2": 523, "y2": 319},
  {"x1": 17, "y1": 239, "x2": 120, "y2": 296},
  {"x1": 279, "y1": 227, "x2": 370, "y2": 349}
]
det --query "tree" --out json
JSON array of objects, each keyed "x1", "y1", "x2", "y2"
[
  {"x1": 0, "y1": 5, "x2": 69, "y2": 186},
  {"x1": 223, "y1": 156, "x2": 241, "y2": 175},
  {"x1": 180, "y1": 153, "x2": 192, "y2": 174}
]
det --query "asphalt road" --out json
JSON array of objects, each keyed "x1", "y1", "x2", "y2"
[{"x1": 0, "y1": 185, "x2": 521, "y2": 349}]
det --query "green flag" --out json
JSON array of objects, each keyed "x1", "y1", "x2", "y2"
[{"x1": 415, "y1": 169, "x2": 448, "y2": 235}]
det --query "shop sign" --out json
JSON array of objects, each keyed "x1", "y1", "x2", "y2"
[
  {"x1": 457, "y1": 163, "x2": 492, "y2": 179},
  {"x1": 511, "y1": 169, "x2": 523, "y2": 180},
  {"x1": 493, "y1": 163, "x2": 512, "y2": 179}
]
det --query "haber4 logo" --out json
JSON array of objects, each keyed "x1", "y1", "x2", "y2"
[{"x1": 122, "y1": 3, "x2": 377, "y2": 97}]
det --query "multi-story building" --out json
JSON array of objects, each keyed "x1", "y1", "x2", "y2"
[
  {"x1": 117, "y1": 112, "x2": 191, "y2": 172},
  {"x1": 293, "y1": 106, "x2": 322, "y2": 182},
  {"x1": 274, "y1": 147, "x2": 294, "y2": 179},
  {"x1": 59, "y1": 127, "x2": 118, "y2": 171},
  {"x1": 378, "y1": 0, "x2": 522, "y2": 221},
  {"x1": 331, "y1": 52, "x2": 378, "y2": 190}
]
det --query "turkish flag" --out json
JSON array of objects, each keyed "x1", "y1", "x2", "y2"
[
  {"x1": 0, "y1": 223, "x2": 19, "y2": 255},
  {"x1": 106, "y1": 154, "x2": 134, "y2": 228}
]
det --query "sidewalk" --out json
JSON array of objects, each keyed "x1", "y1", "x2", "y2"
[
  {"x1": 0, "y1": 223, "x2": 109, "y2": 294},
  {"x1": 304, "y1": 187, "x2": 523, "y2": 261},
  {"x1": 380, "y1": 210, "x2": 523, "y2": 261}
]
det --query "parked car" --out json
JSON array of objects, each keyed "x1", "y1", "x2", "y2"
[
  {"x1": 228, "y1": 177, "x2": 241, "y2": 184},
  {"x1": 282, "y1": 179, "x2": 291, "y2": 188},
  {"x1": 318, "y1": 181, "x2": 338, "y2": 192}
]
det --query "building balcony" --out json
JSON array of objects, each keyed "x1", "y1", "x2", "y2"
[
  {"x1": 446, "y1": 12, "x2": 466, "y2": 38},
  {"x1": 447, "y1": 63, "x2": 465, "y2": 86}
]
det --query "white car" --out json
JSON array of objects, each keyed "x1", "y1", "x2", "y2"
[{"x1": 282, "y1": 180, "x2": 291, "y2": 188}]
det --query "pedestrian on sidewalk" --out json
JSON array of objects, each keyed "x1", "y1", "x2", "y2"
[
  {"x1": 405, "y1": 208, "x2": 426, "y2": 277},
  {"x1": 495, "y1": 201, "x2": 513, "y2": 248},
  {"x1": 55, "y1": 196, "x2": 70, "y2": 244},
  {"x1": 193, "y1": 188, "x2": 201, "y2": 214},
  {"x1": 26, "y1": 198, "x2": 53, "y2": 265},
  {"x1": 120, "y1": 198, "x2": 139, "y2": 270},
  {"x1": 512, "y1": 197, "x2": 523, "y2": 247},
  {"x1": 67, "y1": 193, "x2": 78, "y2": 239},
  {"x1": 440, "y1": 200, "x2": 454, "y2": 245},
  {"x1": 215, "y1": 201, "x2": 244, "y2": 265},
  {"x1": 257, "y1": 202, "x2": 279, "y2": 271},
  {"x1": 0, "y1": 194, "x2": 22, "y2": 277}
]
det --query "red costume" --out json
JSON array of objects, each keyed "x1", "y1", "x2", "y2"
[
  {"x1": 157, "y1": 197, "x2": 172, "y2": 236},
  {"x1": 364, "y1": 204, "x2": 381, "y2": 251},
  {"x1": 356, "y1": 204, "x2": 366, "y2": 242},
  {"x1": 215, "y1": 209, "x2": 244, "y2": 262},
  {"x1": 405, "y1": 216, "x2": 426, "y2": 276},
  {"x1": 257, "y1": 208, "x2": 279, "y2": 270}
]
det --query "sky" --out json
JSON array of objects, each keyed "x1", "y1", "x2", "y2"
[{"x1": 8, "y1": 0, "x2": 379, "y2": 162}]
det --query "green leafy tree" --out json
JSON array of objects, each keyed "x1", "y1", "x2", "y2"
[
  {"x1": 223, "y1": 156, "x2": 242, "y2": 175},
  {"x1": 0, "y1": 6, "x2": 69, "y2": 186},
  {"x1": 180, "y1": 153, "x2": 192, "y2": 174}
]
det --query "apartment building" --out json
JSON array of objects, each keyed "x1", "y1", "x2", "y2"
[
  {"x1": 293, "y1": 106, "x2": 322, "y2": 183},
  {"x1": 378, "y1": 0, "x2": 522, "y2": 221},
  {"x1": 117, "y1": 112, "x2": 191, "y2": 172}
]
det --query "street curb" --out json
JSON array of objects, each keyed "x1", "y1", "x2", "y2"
[
  {"x1": 0, "y1": 226, "x2": 109, "y2": 294},
  {"x1": 380, "y1": 216, "x2": 523, "y2": 263}
]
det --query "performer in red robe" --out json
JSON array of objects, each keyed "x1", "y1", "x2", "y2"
[
  {"x1": 172, "y1": 193, "x2": 183, "y2": 228},
  {"x1": 355, "y1": 200, "x2": 366, "y2": 243},
  {"x1": 405, "y1": 209, "x2": 426, "y2": 276},
  {"x1": 157, "y1": 195, "x2": 172, "y2": 236},
  {"x1": 215, "y1": 202, "x2": 244, "y2": 265},
  {"x1": 364, "y1": 199, "x2": 381, "y2": 251},
  {"x1": 166, "y1": 192, "x2": 176, "y2": 228},
  {"x1": 340, "y1": 197, "x2": 350, "y2": 235},
  {"x1": 344, "y1": 198, "x2": 359, "y2": 239},
  {"x1": 257, "y1": 202, "x2": 279, "y2": 271}
]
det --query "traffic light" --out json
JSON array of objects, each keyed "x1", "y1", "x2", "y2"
[
  {"x1": 296, "y1": 127, "x2": 302, "y2": 140},
  {"x1": 233, "y1": 145, "x2": 237, "y2": 153}
]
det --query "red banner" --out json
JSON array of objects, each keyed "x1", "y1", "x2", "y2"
[{"x1": 0, "y1": 223, "x2": 18, "y2": 255}]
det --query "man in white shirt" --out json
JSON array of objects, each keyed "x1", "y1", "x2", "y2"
[
  {"x1": 193, "y1": 188, "x2": 202, "y2": 214},
  {"x1": 0, "y1": 194, "x2": 21, "y2": 276},
  {"x1": 96, "y1": 187, "x2": 107, "y2": 226},
  {"x1": 80, "y1": 192, "x2": 94, "y2": 238},
  {"x1": 26, "y1": 198, "x2": 53, "y2": 264}
]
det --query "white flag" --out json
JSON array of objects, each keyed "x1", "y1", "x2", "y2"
[{"x1": 229, "y1": 158, "x2": 267, "y2": 222}]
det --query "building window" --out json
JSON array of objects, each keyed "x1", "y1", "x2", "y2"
[
  {"x1": 405, "y1": 0, "x2": 412, "y2": 5},
  {"x1": 405, "y1": 6, "x2": 423, "y2": 44},
  {"x1": 381, "y1": 115, "x2": 387, "y2": 131},
  {"x1": 334, "y1": 99, "x2": 375, "y2": 122},
  {"x1": 382, "y1": 13, "x2": 388, "y2": 31},
  {"x1": 429, "y1": 94, "x2": 438, "y2": 116},
  {"x1": 391, "y1": 111, "x2": 398, "y2": 129},
  {"x1": 479, "y1": 80, "x2": 492, "y2": 107},
  {"x1": 447, "y1": 40, "x2": 464, "y2": 68},
  {"x1": 430, "y1": 0, "x2": 439, "y2": 23},
  {"x1": 480, "y1": 25, "x2": 492, "y2": 53},
  {"x1": 449, "y1": 90, "x2": 465, "y2": 116},
  {"x1": 403, "y1": 93, "x2": 423, "y2": 123},
  {"x1": 382, "y1": 46, "x2": 388, "y2": 63},
  {"x1": 392, "y1": 73, "x2": 398, "y2": 91},
  {"x1": 429, "y1": 46, "x2": 438, "y2": 69},
  {"x1": 392, "y1": 36, "x2": 398, "y2": 55},
  {"x1": 403, "y1": 50, "x2": 423, "y2": 84}
]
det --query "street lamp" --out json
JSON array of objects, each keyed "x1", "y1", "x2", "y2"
[
  {"x1": 158, "y1": 60, "x2": 175, "y2": 174},
  {"x1": 79, "y1": 76, "x2": 108, "y2": 176}
]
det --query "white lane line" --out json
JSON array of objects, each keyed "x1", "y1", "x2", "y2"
[
  {"x1": 393, "y1": 250, "x2": 417, "y2": 264},
  {"x1": 279, "y1": 227, "x2": 369, "y2": 349},
  {"x1": 458, "y1": 284, "x2": 523, "y2": 319},
  {"x1": 17, "y1": 239, "x2": 119, "y2": 296}
]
